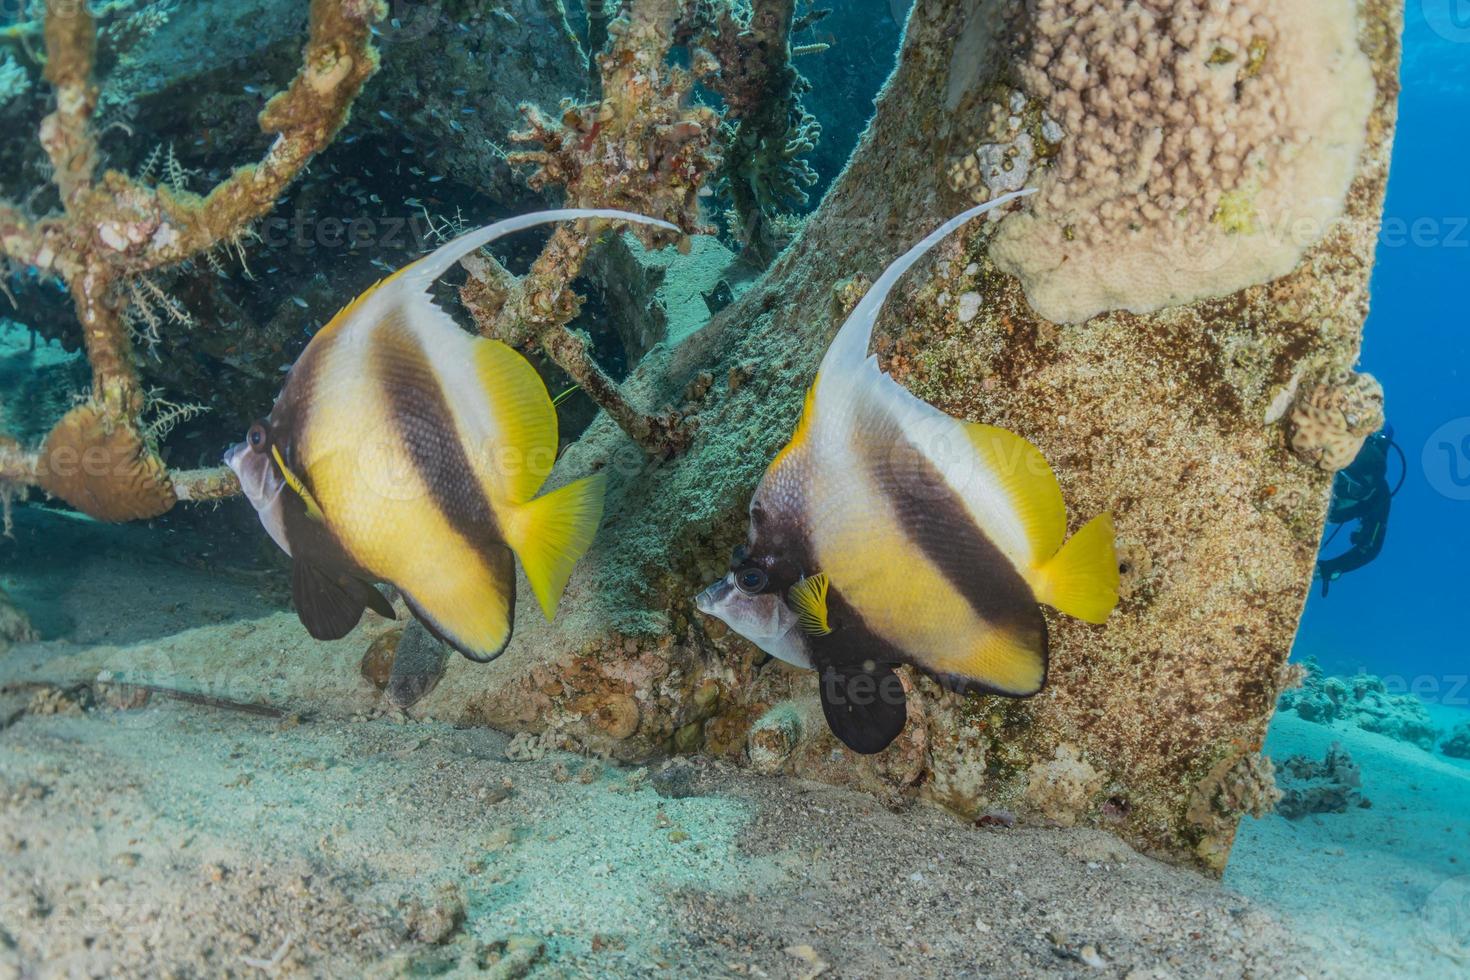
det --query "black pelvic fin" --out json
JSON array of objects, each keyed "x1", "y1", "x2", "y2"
[
  {"x1": 815, "y1": 659, "x2": 908, "y2": 755},
  {"x1": 292, "y1": 561, "x2": 394, "y2": 641}
]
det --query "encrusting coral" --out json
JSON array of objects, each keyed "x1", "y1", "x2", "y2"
[
  {"x1": 983, "y1": 0, "x2": 1377, "y2": 324},
  {"x1": 462, "y1": 0, "x2": 822, "y2": 457},
  {"x1": 1185, "y1": 749, "x2": 1282, "y2": 871},
  {"x1": 459, "y1": 0, "x2": 724, "y2": 458},
  {"x1": 1287, "y1": 370, "x2": 1385, "y2": 471},
  {"x1": 0, "y1": 0, "x2": 385, "y2": 520},
  {"x1": 683, "y1": 0, "x2": 828, "y2": 265}
]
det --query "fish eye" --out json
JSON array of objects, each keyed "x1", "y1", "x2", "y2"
[
  {"x1": 247, "y1": 421, "x2": 270, "y2": 454},
  {"x1": 736, "y1": 566, "x2": 767, "y2": 594}
]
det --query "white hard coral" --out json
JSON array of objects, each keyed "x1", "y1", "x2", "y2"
[
  {"x1": 1023, "y1": 744, "x2": 1104, "y2": 826},
  {"x1": 988, "y1": 0, "x2": 1376, "y2": 324},
  {"x1": 1288, "y1": 370, "x2": 1384, "y2": 472}
]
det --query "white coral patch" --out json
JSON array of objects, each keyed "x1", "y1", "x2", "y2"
[
  {"x1": 957, "y1": 292, "x2": 982, "y2": 323},
  {"x1": 98, "y1": 222, "x2": 130, "y2": 252}
]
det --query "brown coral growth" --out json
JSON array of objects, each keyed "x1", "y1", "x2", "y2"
[
  {"x1": 1288, "y1": 370, "x2": 1385, "y2": 471},
  {"x1": 0, "y1": 0, "x2": 385, "y2": 520},
  {"x1": 462, "y1": 0, "x2": 725, "y2": 458}
]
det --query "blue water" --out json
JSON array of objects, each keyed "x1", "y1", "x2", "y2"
[{"x1": 1297, "y1": 6, "x2": 1470, "y2": 692}]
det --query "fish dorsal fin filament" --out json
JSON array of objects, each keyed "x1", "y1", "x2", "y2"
[
  {"x1": 789, "y1": 573, "x2": 834, "y2": 636},
  {"x1": 313, "y1": 209, "x2": 681, "y2": 345},
  {"x1": 818, "y1": 189, "x2": 1036, "y2": 381},
  {"x1": 271, "y1": 444, "x2": 325, "y2": 522}
]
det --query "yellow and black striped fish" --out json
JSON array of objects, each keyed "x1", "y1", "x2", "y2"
[
  {"x1": 227, "y1": 209, "x2": 678, "y2": 662},
  {"x1": 696, "y1": 192, "x2": 1119, "y2": 753}
]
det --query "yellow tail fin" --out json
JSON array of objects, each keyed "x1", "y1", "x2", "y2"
[
  {"x1": 1030, "y1": 513, "x2": 1120, "y2": 624},
  {"x1": 503, "y1": 473, "x2": 607, "y2": 621}
]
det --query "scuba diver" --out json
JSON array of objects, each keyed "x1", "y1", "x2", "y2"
[{"x1": 1316, "y1": 425, "x2": 1404, "y2": 596}]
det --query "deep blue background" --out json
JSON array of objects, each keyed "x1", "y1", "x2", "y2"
[{"x1": 1296, "y1": 5, "x2": 1469, "y2": 688}]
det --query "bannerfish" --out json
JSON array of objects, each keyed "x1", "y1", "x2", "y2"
[
  {"x1": 695, "y1": 191, "x2": 1120, "y2": 754},
  {"x1": 227, "y1": 208, "x2": 679, "y2": 662}
]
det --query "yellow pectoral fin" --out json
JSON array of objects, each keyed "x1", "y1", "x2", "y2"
[
  {"x1": 1031, "y1": 512, "x2": 1119, "y2": 624},
  {"x1": 789, "y1": 573, "x2": 833, "y2": 636},
  {"x1": 271, "y1": 445, "x2": 325, "y2": 522},
  {"x1": 503, "y1": 472, "x2": 607, "y2": 621}
]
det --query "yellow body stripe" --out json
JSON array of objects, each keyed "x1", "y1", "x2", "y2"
[
  {"x1": 300, "y1": 322, "x2": 514, "y2": 658},
  {"x1": 770, "y1": 375, "x2": 819, "y2": 473},
  {"x1": 806, "y1": 408, "x2": 1043, "y2": 695}
]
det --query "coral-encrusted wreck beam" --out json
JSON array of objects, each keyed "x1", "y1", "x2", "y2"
[
  {"x1": 399, "y1": 0, "x2": 1404, "y2": 877},
  {"x1": 470, "y1": 0, "x2": 721, "y2": 458},
  {"x1": 0, "y1": 0, "x2": 386, "y2": 519}
]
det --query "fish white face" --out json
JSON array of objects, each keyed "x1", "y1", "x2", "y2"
[
  {"x1": 225, "y1": 424, "x2": 292, "y2": 558},
  {"x1": 695, "y1": 574, "x2": 812, "y2": 670}
]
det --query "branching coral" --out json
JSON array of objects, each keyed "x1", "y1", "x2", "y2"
[
  {"x1": 982, "y1": 0, "x2": 1376, "y2": 324},
  {"x1": 0, "y1": 0, "x2": 385, "y2": 520},
  {"x1": 462, "y1": 0, "x2": 724, "y2": 458},
  {"x1": 684, "y1": 0, "x2": 827, "y2": 265}
]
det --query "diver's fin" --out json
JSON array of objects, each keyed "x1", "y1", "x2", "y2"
[
  {"x1": 1030, "y1": 513, "x2": 1119, "y2": 624},
  {"x1": 815, "y1": 659, "x2": 908, "y2": 755},
  {"x1": 503, "y1": 472, "x2": 608, "y2": 621},
  {"x1": 292, "y1": 562, "x2": 393, "y2": 640},
  {"x1": 789, "y1": 573, "x2": 833, "y2": 636},
  {"x1": 472, "y1": 335, "x2": 558, "y2": 504},
  {"x1": 965, "y1": 423, "x2": 1067, "y2": 563}
]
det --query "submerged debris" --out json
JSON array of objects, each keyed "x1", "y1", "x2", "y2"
[{"x1": 1274, "y1": 743, "x2": 1368, "y2": 819}]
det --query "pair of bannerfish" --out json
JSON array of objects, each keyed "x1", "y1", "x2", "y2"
[{"x1": 227, "y1": 194, "x2": 1119, "y2": 754}]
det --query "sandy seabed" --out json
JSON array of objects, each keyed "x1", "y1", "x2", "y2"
[{"x1": 2, "y1": 504, "x2": 1467, "y2": 978}]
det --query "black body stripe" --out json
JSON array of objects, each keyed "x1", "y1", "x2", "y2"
[
  {"x1": 372, "y1": 312, "x2": 514, "y2": 564},
  {"x1": 866, "y1": 427, "x2": 1041, "y2": 640}
]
